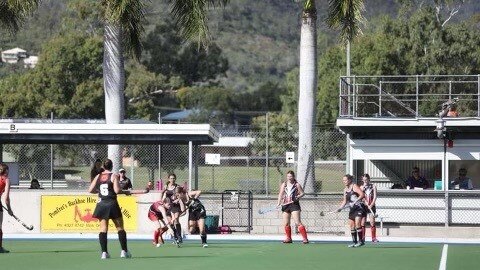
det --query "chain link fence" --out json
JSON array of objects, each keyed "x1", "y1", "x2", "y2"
[{"x1": 2, "y1": 125, "x2": 347, "y2": 194}]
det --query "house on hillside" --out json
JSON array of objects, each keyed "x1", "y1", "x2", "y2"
[
  {"x1": 1, "y1": 47, "x2": 28, "y2": 63},
  {"x1": 23, "y1": 56, "x2": 38, "y2": 68}
]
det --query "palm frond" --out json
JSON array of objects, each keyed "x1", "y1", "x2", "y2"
[
  {"x1": 0, "y1": 0, "x2": 39, "y2": 33},
  {"x1": 169, "y1": 0, "x2": 229, "y2": 48},
  {"x1": 303, "y1": 0, "x2": 316, "y2": 13},
  {"x1": 326, "y1": 0, "x2": 366, "y2": 44},
  {"x1": 102, "y1": 0, "x2": 146, "y2": 59}
]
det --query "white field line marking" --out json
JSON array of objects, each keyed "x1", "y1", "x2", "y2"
[{"x1": 439, "y1": 244, "x2": 448, "y2": 270}]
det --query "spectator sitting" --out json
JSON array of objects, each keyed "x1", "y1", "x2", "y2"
[
  {"x1": 446, "y1": 104, "x2": 459, "y2": 117},
  {"x1": 29, "y1": 179, "x2": 43, "y2": 189},
  {"x1": 406, "y1": 167, "x2": 429, "y2": 189},
  {"x1": 450, "y1": 168, "x2": 473, "y2": 190}
]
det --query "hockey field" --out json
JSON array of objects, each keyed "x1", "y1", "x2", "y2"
[{"x1": 0, "y1": 239, "x2": 478, "y2": 270}]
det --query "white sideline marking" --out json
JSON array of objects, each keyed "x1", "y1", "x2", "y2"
[{"x1": 439, "y1": 244, "x2": 448, "y2": 270}]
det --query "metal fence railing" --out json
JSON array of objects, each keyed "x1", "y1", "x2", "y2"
[
  {"x1": 339, "y1": 75, "x2": 480, "y2": 118},
  {"x1": 376, "y1": 190, "x2": 480, "y2": 226}
]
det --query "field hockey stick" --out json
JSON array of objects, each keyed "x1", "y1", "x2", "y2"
[
  {"x1": 319, "y1": 204, "x2": 350, "y2": 216},
  {"x1": 2, "y1": 205, "x2": 34, "y2": 231},
  {"x1": 367, "y1": 206, "x2": 379, "y2": 218},
  {"x1": 258, "y1": 201, "x2": 294, "y2": 214}
]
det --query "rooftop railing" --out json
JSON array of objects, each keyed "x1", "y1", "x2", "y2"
[{"x1": 339, "y1": 75, "x2": 480, "y2": 118}]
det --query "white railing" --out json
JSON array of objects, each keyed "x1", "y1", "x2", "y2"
[{"x1": 339, "y1": 75, "x2": 480, "y2": 118}]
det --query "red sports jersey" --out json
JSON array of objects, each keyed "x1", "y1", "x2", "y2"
[{"x1": 0, "y1": 175, "x2": 7, "y2": 194}]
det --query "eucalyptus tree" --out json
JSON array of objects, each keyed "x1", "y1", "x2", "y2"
[
  {"x1": 100, "y1": 0, "x2": 228, "y2": 171},
  {"x1": 297, "y1": 0, "x2": 317, "y2": 193},
  {"x1": 0, "y1": 0, "x2": 39, "y2": 33}
]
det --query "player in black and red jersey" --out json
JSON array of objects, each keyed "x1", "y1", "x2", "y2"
[
  {"x1": 176, "y1": 187, "x2": 208, "y2": 247},
  {"x1": 276, "y1": 170, "x2": 309, "y2": 244},
  {"x1": 88, "y1": 159, "x2": 150, "y2": 259},
  {"x1": 162, "y1": 173, "x2": 183, "y2": 243},
  {"x1": 360, "y1": 173, "x2": 379, "y2": 243},
  {"x1": 337, "y1": 174, "x2": 366, "y2": 248}
]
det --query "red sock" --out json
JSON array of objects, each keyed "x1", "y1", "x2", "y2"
[
  {"x1": 371, "y1": 226, "x2": 377, "y2": 240},
  {"x1": 298, "y1": 225, "x2": 308, "y2": 242},
  {"x1": 153, "y1": 230, "x2": 160, "y2": 244},
  {"x1": 284, "y1": 225, "x2": 292, "y2": 240}
]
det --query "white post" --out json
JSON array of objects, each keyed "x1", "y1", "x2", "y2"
[
  {"x1": 50, "y1": 112, "x2": 54, "y2": 189},
  {"x1": 265, "y1": 112, "x2": 269, "y2": 196},
  {"x1": 158, "y1": 113, "x2": 162, "y2": 180},
  {"x1": 188, "y1": 141, "x2": 193, "y2": 191}
]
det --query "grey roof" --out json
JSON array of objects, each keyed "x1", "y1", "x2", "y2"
[{"x1": 0, "y1": 122, "x2": 218, "y2": 145}]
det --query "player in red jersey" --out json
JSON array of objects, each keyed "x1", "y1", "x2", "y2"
[
  {"x1": 0, "y1": 163, "x2": 13, "y2": 253},
  {"x1": 360, "y1": 173, "x2": 379, "y2": 243},
  {"x1": 277, "y1": 170, "x2": 309, "y2": 244},
  {"x1": 148, "y1": 197, "x2": 175, "y2": 247}
]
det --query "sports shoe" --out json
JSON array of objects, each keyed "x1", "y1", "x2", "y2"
[
  {"x1": 354, "y1": 242, "x2": 365, "y2": 247},
  {"x1": 120, "y1": 250, "x2": 131, "y2": 258},
  {"x1": 0, "y1": 247, "x2": 10, "y2": 253},
  {"x1": 282, "y1": 239, "x2": 292, "y2": 244},
  {"x1": 302, "y1": 240, "x2": 309, "y2": 244},
  {"x1": 372, "y1": 238, "x2": 379, "y2": 243},
  {"x1": 202, "y1": 243, "x2": 209, "y2": 248},
  {"x1": 156, "y1": 243, "x2": 162, "y2": 248},
  {"x1": 347, "y1": 243, "x2": 357, "y2": 248},
  {"x1": 101, "y1": 252, "x2": 110, "y2": 259}
]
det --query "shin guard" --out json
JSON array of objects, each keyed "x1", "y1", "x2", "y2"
[
  {"x1": 153, "y1": 230, "x2": 160, "y2": 244},
  {"x1": 298, "y1": 225, "x2": 309, "y2": 242},
  {"x1": 201, "y1": 233, "x2": 207, "y2": 244},
  {"x1": 351, "y1": 229, "x2": 358, "y2": 244},
  {"x1": 118, "y1": 230, "x2": 128, "y2": 251},
  {"x1": 361, "y1": 225, "x2": 366, "y2": 241},
  {"x1": 99, "y1": 232, "x2": 108, "y2": 252},
  {"x1": 284, "y1": 225, "x2": 292, "y2": 243},
  {"x1": 356, "y1": 227, "x2": 364, "y2": 244},
  {"x1": 371, "y1": 226, "x2": 377, "y2": 240}
]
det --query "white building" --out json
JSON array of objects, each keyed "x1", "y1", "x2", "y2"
[
  {"x1": 23, "y1": 55, "x2": 39, "y2": 68},
  {"x1": 337, "y1": 75, "x2": 480, "y2": 226},
  {"x1": 1, "y1": 47, "x2": 28, "y2": 63}
]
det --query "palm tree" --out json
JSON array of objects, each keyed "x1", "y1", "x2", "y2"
[
  {"x1": 0, "y1": 0, "x2": 39, "y2": 33},
  {"x1": 297, "y1": 0, "x2": 317, "y2": 193},
  {"x1": 326, "y1": 0, "x2": 366, "y2": 77},
  {"x1": 101, "y1": 0, "x2": 228, "y2": 171},
  {"x1": 326, "y1": 0, "x2": 366, "y2": 177}
]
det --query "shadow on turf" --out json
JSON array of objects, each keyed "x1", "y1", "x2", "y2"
[
  {"x1": 135, "y1": 255, "x2": 210, "y2": 259},
  {"x1": 375, "y1": 246, "x2": 427, "y2": 249},
  {"x1": 11, "y1": 249, "x2": 94, "y2": 254}
]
